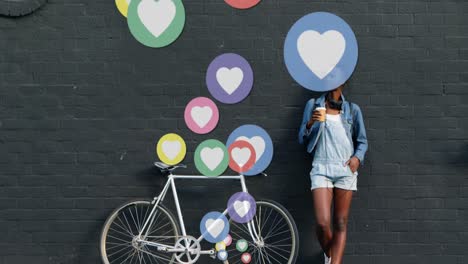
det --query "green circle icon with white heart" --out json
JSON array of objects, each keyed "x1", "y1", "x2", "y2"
[
  {"x1": 236, "y1": 239, "x2": 249, "y2": 252},
  {"x1": 194, "y1": 139, "x2": 229, "y2": 177},
  {"x1": 127, "y1": 0, "x2": 185, "y2": 48}
]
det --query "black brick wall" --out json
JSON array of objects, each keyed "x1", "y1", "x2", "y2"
[{"x1": 1, "y1": 0, "x2": 467, "y2": 263}]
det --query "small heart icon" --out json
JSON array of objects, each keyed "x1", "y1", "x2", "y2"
[
  {"x1": 231, "y1": 147, "x2": 251, "y2": 166},
  {"x1": 205, "y1": 218, "x2": 225, "y2": 238},
  {"x1": 236, "y1": 136, "x2": 265, "y2": 162},
  {"x1": 223, "y1": 234, "x2": 232, "y2": 246},
  {"x1": 236, "y1": 239, "x2": 248, "y2": 252},
  {"x1": 297, "y1": 30, "x2": 346, "y2": 79},
  {"x1": 191, "y1": 106, "x2": 213, "y2": 128},
  {"x1": 217, "y1": 250, "x2": 228, "y2": 260},
  {"x1": 241, "y1": 252, "x2": 252, "y2": 263},
  {"x1": 233, "y1": 200, "x2": 251, "y2": 218},
  {"x1": 200, "y1": 147, "x2": 224, "y2": 171},
  {"x1": 161, "y1": 140, "x2": 181, "y2": 160},
  {"x1": 138, "y1": 0, "x2": 176, "y2": 38},
  {"x1": 216, "y1": 67, "x2": 244, "y2": 95}
]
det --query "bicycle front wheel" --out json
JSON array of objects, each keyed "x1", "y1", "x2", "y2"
[
  {"x1": 100, "y1": 200, "x2": 180, "y2": 264},
  {"x1": 227, "y1": 200, "x2": 299, "y2": 264}
]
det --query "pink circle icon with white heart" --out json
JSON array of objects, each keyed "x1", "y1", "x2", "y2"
[
  {"x1": 184, "y1": 97, "x2": 219, "y2": 134},
  {"x1": 227, "y1": 192, "x2": 256, "y2": 224},
  {"x1": 206, "y1": 53, "x2": 254, "y2": 104}
]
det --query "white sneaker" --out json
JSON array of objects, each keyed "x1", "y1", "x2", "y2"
[{"x1": 324, "y1": 253, "x2": 331, "y2": 264}]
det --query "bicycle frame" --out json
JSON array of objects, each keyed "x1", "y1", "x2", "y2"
[{"x1": 136, "y1": 173, "x2": 261, "y2": 254}]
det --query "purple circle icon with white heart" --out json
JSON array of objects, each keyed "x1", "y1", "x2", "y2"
[
  {"x1": 227, "y1": 192, "x2": 256, "y2": 224},
  {"x1": 206, "y1": 53, "x2": 254, "y2": 104}
]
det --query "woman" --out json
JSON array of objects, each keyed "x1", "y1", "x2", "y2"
[{"x1": 298, "y1": 82, "x2": 368, "y2": 264}]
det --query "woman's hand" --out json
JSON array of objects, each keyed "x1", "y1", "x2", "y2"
[
  {"x1": 345, "y1": 156, "x2": 360, "y2": 173},
  {"x1": 306, "y1": 110, "x2": 325, "y2": 129}
]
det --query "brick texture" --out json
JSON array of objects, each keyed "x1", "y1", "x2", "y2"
[{"x1": 0, "y1": 0, "x2": 467, "y2": 263}]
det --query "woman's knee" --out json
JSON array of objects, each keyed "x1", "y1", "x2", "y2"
[
  {"x1": 315, "y1": 218, "x2": 331, "y2": 233},
  {"x1": 333, "y1": 216, "x2": 348, "y2": 232}
]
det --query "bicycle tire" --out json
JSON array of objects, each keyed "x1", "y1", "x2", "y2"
[
  {"x1": 100, "y1": 199, "x2": 180, "y2": 264},
  {"x1": 226, "y1": 200, "x2": 299, "y2": 264}
]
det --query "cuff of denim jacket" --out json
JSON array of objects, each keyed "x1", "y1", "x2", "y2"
[{"x1": 353, "y1": 152, "x2": 365, "y2": 165}]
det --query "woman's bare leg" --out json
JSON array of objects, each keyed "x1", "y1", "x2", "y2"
[
  {"x1": 312, "y1": 188, "x2": 334, "y2": 257},
  {"x1": 330, "y1": 188, "x2": 353, "y2": 264}
]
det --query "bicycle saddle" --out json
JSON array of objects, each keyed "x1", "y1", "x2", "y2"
[{"x1": 154, "y1": 161, "x2": 186, "y2": 172}]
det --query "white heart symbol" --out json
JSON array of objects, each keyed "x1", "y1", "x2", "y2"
[
  {"x1": 237, "y1": 240, "x2": 247, "y2": 250},
  {"x1": 200, "y1": 147, "x2": 224, "y2": 171},
  {"x1": 205, "y1": 218, "x2": 225, "y2": 238},
  {"x1": 242, "y1": 254, "x2": 251, "y2": 262},
  {"x1": 137, "y1": 0, "x2": 176, "y2": 38},
  {"x1": 233, "y1": 200, "x2": 251, "y2": 218},
  {"x1": 236, "y1": 136, "x2": 265, "y2": 162},
  {"x1": 231, "y1": 147, "x2": 251, "y2": 167},
  {"x1": 219, "y1": 251, "x2": 227, "y2": 258},
  {"x1": 216, "y1": 67, "x2": 244, "y2": 95},
  {"x1": 162, "y1": 140, "x2": 181, "y2": 160},
  {"x1": 191, "y1": 106, "x2": 213, "y2": 128},
  {"x1": 297, "y1": 30, "x2": 346, "y2": 80}
]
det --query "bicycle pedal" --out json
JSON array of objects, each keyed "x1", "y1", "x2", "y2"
[{"x1": 209, "y1": 249, "x2": 216, "y2": 259}]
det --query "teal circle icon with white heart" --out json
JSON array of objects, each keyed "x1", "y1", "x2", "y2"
[
  {"x1": 194, "y1": 139, "x2": 229, "y2": 177},
  {"x1": 200, "y1": 212, "x2": 230, "y2": 243},
  {"x1": 284, "y1": 12, "x2": 358, "y2": 91},
  {"x1": 127, "y1": 0, "x2": 185, "y2": 48}
]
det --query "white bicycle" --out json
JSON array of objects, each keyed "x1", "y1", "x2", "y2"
[{"x1": 100, "y1": 162, "x2": 299, "y2": 264}]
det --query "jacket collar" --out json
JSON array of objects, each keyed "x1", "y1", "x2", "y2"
[{"x1": 315, "y1": 92, "x2": 351, "y2": 119}]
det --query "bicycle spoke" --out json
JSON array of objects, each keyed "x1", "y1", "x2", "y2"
[
  {"x1": 264, "y1": 243, "x2": 292, "y2": 254},
  {"x1": 143, "y1": 245, "x2": 161, "y2": 264},
  {"x1": 145, "y1": 210, "x2": 162, "y2": 236},
  {"x1": 115, "y1": 248, "x2": 136, "y2": 264},
  {"x1": 107, "y1": 243, "x2": 133, "y2": 252},
  {"x1": 263, "y1": 212, "x2": 280, "y2": 239},
  {"x1": 264, "y1": 226, "x2": 290, "y2": 241},
  {"x1": 115, "y1": 216, "x2": 135, "y2": 236},
  {"x1": 264, "y1": 245, "x2": 289, "y2": 262},
  {"x1": 260, "y1": 207, "x2": 273, "y2": 232},
  {"x1": 122, "y1": 211, "x2": 136, "y2": 235},
  {"x1": 135, "y1": 205, "x2": 141, "y2": 233},
  {"x1": 141, "y1": 204, "x2": 151, "y2": 233},
  {"x1": 128, "y1": 206, "x2": 139, "y2": 233},
  {"x1": 110, "y1": 226, "x2": 134, "y2": 239},
  {"x1": 108, "y1": 243, "x2": 134, "y2": 258},
  {"x1": 265, "y1": 217, "x2": 286, "y2": 240},
  {"x1": 148, "y1": 220, "x2": 171, "y2": 235}
]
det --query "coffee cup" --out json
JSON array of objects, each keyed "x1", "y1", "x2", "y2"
[{"x1": 315, "y1": 107, "x2": 326, "y2": 122}]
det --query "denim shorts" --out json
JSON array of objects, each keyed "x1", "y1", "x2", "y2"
[{"x1": 310, "y1": 162, "x2": 358, "y2": 191}]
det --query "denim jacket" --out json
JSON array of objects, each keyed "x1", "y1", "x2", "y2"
[{"x1": 298, "y1": 93, "x2": 368, "y2": 164}]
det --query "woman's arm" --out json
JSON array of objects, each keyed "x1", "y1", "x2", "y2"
[
  {"x1": 352, "y1": 104, "x2": 368, "y2": 164},
  {"x1": 298, "y1": 99, "x2": 315, "y2": 145}
]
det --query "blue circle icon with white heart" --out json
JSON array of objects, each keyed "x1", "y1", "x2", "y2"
[
  {"x1": 217, "y1": 250, "x2": 228, "y2": 261},
  {"x1": 284, "y1": 12, "x2": 358, "y2": 92},
  {"x1": 200, "y1": 212, "x2": 230, "y2": 243},
  {"x1": 226, "y1": 124, "x2": 273, "y2": 176}
]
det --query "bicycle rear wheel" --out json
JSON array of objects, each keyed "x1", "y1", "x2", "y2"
[
  {"x1": 226, "y1": 200, "x2": 299, "y2": 264},
  {"x1": 100, "y1": 200, "x2": 180, "y2": 264}
]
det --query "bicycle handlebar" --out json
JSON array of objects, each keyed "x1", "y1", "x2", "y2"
[{"x1": 154, "y1": 161, "x2": 267, "y2": 177}]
